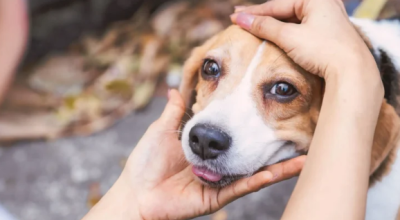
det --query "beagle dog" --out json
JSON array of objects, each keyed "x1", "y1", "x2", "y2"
[{"x1": 179, "y1": 17, "x2": 400, "y2": 220}]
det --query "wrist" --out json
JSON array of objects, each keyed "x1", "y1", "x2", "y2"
[
  {"x1": 325, "y1": 59, "x2": 384, "y2": 106},
  {"x1": 83, "y1": 176, "x2": 142, "y2": 220}
]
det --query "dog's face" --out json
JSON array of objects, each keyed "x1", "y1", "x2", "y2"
[
  {"x1": 180, "y1": 25, "x2": 398, "y2": 187},
  {"x1": 180, "y1": 26, "x2": 323, "y2": 186}
]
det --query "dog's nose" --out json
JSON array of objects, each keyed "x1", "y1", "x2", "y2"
[{"x1": 189, "y1": 124, "x2": 231, "y2": 160}]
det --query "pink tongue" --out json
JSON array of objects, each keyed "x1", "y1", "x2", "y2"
[{"x1": 192, "y1": 166, "x2": 223, "y2": 182}]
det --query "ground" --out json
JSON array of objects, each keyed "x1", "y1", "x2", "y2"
[{"x1": 0, "y1": 97, "x2": 297, "y2": 220}]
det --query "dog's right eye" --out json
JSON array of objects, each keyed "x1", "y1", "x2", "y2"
[{"x1": 202, "y1": 60, "x2": 220, "y2": 78}]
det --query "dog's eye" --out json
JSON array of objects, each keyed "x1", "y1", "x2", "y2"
[
  {"x1": 270, "y1": 83, "x2": 296, "y2": 96},
  {"x1": 202, "y1": 60, "x2": 220, "y2": 78}
]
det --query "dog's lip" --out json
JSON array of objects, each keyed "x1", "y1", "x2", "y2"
[
  {"x1": 192, "y1": 166, "x2": 223, "y2": 182},
  {"x1": 192, "y1": 165, "x2": 247, "y2": 187}
]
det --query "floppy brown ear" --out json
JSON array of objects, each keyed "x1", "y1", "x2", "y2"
[
  {"x1": 370, "y1": 101, "x2": 400, "y2": 184},
  {"x1": 179, "y1": 46, "x2": 204, "y2": 110},
  {"x1": 179, "y1": 34, "x2": 219, "y2": 110}
]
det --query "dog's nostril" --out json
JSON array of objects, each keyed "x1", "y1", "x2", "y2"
[
  {"x1": 188, "y1": 124, "x2": 231, "y2": 160},
  {"x1": 209, "y1": 141, "x2": 218, "y2": 149},
  {"x1": 191, "y1": 135, "x2": 199, "y2": 144}
]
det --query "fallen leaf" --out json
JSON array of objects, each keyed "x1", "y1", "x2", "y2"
[
  {"x1": 0, "y1": 111, "x2": 62, "y2": 143},
  {"x1": 119, "y1": 157, "x2": 128, "y2": 168},
  {"x1": 105, "y1": 80, "x2": 133, "y2": 97},
  {"x1": 151, "y1": 1, "x2": 189, "y2": 37},
  {"x1": 87, "y1": 182, "x2": 102, "y2": 208},
  {"x1": 28, "y1": 55, "x2": 98, "y2": 97},
  {"x1": 353, "y1": 0, "x2": 388, "y2": 19},
  {"x1": 133, "y1": 81, "x2": 156, "y2": 110},
  {"x1": 186, "y1": 19, "x2": 224, "y2": 44}
]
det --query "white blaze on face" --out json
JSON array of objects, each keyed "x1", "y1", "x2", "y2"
[{"x1": 182, "y1": 41, "x2": 298, "y2": 175}]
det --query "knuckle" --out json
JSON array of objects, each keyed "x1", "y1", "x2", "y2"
[{"x1": 252, "y1": 18, "x2": 266, "y2": 34}]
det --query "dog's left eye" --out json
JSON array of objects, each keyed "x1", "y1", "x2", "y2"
[
  {"x1": 270, "y1": 82, "x2": 297, "y2": 96},
  {"x1": 202, "y1": 60, "x2": 220, "y2": 78}
]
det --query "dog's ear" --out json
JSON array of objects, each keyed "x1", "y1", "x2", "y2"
[
  {"x1": 370, "y1": 101, "x2": 400, "y2": 182},
  {"x1": 179, "y1": 34, "x2": 218, "y2": 110},
  {"x1": 179, "y1": 46, "x2": 204, "y2": 110}
]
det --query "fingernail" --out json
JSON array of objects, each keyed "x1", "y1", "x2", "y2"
[
  {"x1": 234, "y1": 5, "x2": 246, "y2": 12},
  {"x1": 236, "y1": 13, "x2": 255, "y2": 30}
]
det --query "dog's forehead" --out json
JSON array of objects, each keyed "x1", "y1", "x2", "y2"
[
  {"x1": 206, "y1": 26, "x2": 297, "y2": 76},
  {"x1": 198, "y1": 26, "x2": 303, "y2": 101}
]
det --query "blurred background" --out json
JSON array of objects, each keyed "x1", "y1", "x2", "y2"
[{"x1": 0, "y1": 0, "x2": 399, "y2": 219}]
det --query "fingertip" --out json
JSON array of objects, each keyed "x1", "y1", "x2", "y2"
[
  {"x1": 235, "y1": 13, "x2": 255, "y2": 30},
  {"x1": 168, "y1": 89, "x2": 185, "y2": 109},
  {"x1": 159, "y1": 89, "x2": 185, "y2": 129}
]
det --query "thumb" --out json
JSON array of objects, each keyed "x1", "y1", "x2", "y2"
[
  {"x1": 158, "y1": 89, "x2": 186, "y2": 131},
  {"x1": 231, "y1": 13, "x2": 299, "y2": 53}
]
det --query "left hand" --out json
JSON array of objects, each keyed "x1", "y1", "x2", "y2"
[{"x1": 84, "y1": 89, "x2": 306, "y2": 220}]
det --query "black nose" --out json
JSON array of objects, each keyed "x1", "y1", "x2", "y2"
[{"x1": 189, "y1": 124, "x2": 231, "y2": 160}]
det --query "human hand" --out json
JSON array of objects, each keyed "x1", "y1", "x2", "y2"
[
  {"x1": 0, "y1": 0, "x2": 28, "y2": 103},
  {"x1": 83, "y1": 89, "x2": 305, "y2": 220},
  {"x1": 230, "y1": 0, "x2": 378, "y2": 80}
]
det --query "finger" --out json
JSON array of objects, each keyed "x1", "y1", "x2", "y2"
[
  {"x1": 158, "y1": 89, "x2": 186, "y2": 131},
  {"x1": 0, "y1": 0, "x2": 28, "y2": 103},
  {"x1": 233, "y1": 0, "x2": 301, "y2": 21},
  {"x1": 232, "y1": 13, "x2": 300, "y2": 51},
  {"x1": 261, "y1": 155, "x2": 306, "y2": 184},
  {"x1": 217, "y1": 171, "x2": 274, "y2": 205}
]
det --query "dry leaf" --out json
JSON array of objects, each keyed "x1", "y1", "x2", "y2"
[
  {"x1": 133, "y1": 81, "x2": 156, "y2": 110},
  {"x1": 3, "y1": 83, "x2": 61, "y2": 110},
  {"x1": 56, "y1": 94, "x2": 102, "y2": 125},
  {"x1": 353, "y1": 0, "x2": 388, "y2": 19},
  {"x1": 186, "y1": 19, "x2": 224, "y2": 43},
  {"x1": 151, "y1": 1, "x2": 189, "y2": 37},
  {"x1": 212, "y1": 209, "x2": 228, "y2": 220},
  {"x1": 0, "y1": 111, "x2": 62, "y2": 142},
  {"x1": 87, "y1": 182, "x2": 102, "y2": 208},
  {"x1": 119, "y1": 157, "x2": 128, "y2": 168},
  {"x1": 28, "y1": 55, "x2": 98, "y2": 96}
]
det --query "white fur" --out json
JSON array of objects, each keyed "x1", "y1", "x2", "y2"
[
  {"x1": 350, "y1": 17, "x2": 400, "y2": 71},
  {"x1": 366, "y1": 148, "x2": 400, "y2": 220},
  {"x1": 182, "y1": 41, "x2": 297, "y2": 175}
]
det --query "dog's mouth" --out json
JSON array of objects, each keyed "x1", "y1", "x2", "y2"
[{"x1": 192, "y1": 166, "x2": 247, "y2": 187}]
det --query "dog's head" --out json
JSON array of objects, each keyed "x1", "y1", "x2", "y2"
[{"x1": 179, "y1": 25, "x2": 399, "y2": 187}]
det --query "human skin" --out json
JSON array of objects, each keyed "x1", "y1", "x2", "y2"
[{"x1": 0, "y1": 0, "x2": 28, "y2": 103}]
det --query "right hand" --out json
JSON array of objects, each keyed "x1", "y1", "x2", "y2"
[{"x1": 230, "y1": 0, "x2": 378, "y2": 80}]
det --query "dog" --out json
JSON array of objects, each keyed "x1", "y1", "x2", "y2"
[{"x1": 179, "y1": 16, "x2": 400, "y2": 220}]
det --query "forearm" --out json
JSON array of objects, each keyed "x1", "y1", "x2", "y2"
[
  {"x1": 282, "y1": 63, "x2": 383, "y2": 220},
  {"x1": 82, "y1": 176, "x2": 142, "y2": 220}
]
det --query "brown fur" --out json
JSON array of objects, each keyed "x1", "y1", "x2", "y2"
[
  {"x1": 397, "y1": 207, "x2": 400, "y2": 220},
  {"x1": 369, "y1": 101, "x2": 400, "y2": 185}
]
